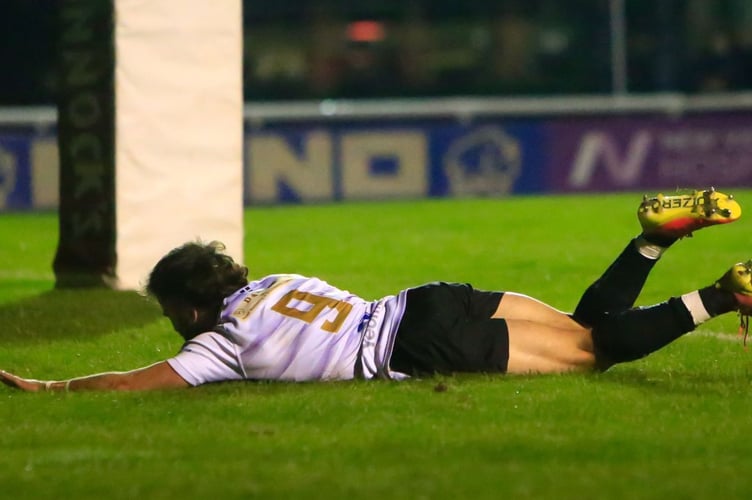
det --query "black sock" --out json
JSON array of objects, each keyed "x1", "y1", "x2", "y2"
[
  {"x1": 591, "y1": 297, "x2": 695, "y2": 369},
  {"x1": 573, "y1": 238, "x2": 657, "y2": 327},
  {"x1": 641, "y1": 232, "x2": 678, "y2": 248},
  {"x1": 698, "y1": 285, "x2": 738, "y2": 316}
]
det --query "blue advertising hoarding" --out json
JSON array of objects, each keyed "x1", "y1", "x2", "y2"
[
  {"x1": 4, "y1": 110, "x2": 752, "y2": 211},
  {"x1": 243, "y1": 119, "x2": 545, "y2": 204},
  {"x1": 0, "y1": 134, "x2": 32, "y2": 209},
  {"x1": 0, "y1": 128, "x2": 57, "y2": 211}
]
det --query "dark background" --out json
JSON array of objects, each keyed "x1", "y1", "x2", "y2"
[{"x1": 1, "y1": 0, "x2": 751, "y2": 105}]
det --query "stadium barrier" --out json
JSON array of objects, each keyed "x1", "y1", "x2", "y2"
[{"x1": 2, "y1": 93, "x2": 752, "y2": 210}]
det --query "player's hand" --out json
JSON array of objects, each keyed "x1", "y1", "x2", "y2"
[{"x1": 0, "y1": 369, "x2": 45, "y2": 392}]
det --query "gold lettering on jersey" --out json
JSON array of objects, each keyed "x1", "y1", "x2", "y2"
[
  {"x1": 231, "y1": 290, "x2": 269, "y2": 320},
  {"x1": 231, "y1": 277, "x2": 295, "y2": 320},
  {"x1": 271, "y1": 290, "x2": 353, "y2": 334}
]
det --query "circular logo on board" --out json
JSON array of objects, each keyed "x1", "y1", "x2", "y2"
[{"x1": 444, "y1": 126, "x2": 521, "y2": 196}]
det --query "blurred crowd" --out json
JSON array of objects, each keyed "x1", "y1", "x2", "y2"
[{"x1": 1, "y1": 0, "x2": 752, "y2": 105}]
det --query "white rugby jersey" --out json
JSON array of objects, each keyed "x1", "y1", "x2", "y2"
[{"x1": 166, "y1": 274, "x2": 408, "y2": 385}]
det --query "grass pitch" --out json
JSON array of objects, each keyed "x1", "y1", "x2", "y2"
[{"x1": 1, "y1": 191, "x2": 752, "y2": 499}]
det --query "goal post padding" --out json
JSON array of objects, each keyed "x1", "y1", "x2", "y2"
[{"x1": 54, "y1": 0, "x2": 244, "y2": 290}]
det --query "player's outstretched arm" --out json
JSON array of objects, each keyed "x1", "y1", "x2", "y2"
[{"x1": 0, "y1": 361, "x2": 190, "y2": 392}]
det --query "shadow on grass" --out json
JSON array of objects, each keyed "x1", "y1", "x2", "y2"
[
  {"x1": 0, "y1": 288, "x2": 162, "y2": 343},
  {"x1": 595, "y1": 366, "x2": 751, "y2": 395}
]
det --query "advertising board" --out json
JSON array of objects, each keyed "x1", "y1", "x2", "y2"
[{"x1": 3, "y1": 110, "x2": 752, "y2": 210}]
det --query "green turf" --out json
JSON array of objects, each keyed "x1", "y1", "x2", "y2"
[{"x1": 2, "y1": 191, "x2": 752, "y2": 499}]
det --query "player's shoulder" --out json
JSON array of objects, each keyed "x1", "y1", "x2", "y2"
[
  {"x1": 231, "y1": 274, "x2": 347, "y2": 309},
  {"x1": 230, "y1": 273, "x2": 330, "y2": 306},
  {"x1": 250, "y1": 273, "x2": 310, "y2": 286},
  {"x1": 251, "y1": 273, "x2": 334, "y2": 292}
]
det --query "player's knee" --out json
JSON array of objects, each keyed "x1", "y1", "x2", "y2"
[{"x1": 591, "y1": 321, "x2": 647, "y2": 367}]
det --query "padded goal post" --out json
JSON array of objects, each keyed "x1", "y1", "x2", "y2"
[{"x1": 54, "y1": 0, "x2": 244, "y2": 290}]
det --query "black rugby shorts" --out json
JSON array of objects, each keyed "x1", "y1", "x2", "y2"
[{"x1": 389, "y1": 282, "x2": 509, "y2": 375}]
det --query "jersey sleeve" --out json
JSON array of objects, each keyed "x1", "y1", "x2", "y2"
[{"x1": 166, "y1": 331, "x2": 245, "y2": 386}]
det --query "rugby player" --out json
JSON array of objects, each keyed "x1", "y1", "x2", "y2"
[{"x1": 2, "y1": 188, "x2": 750, "y2": 392}]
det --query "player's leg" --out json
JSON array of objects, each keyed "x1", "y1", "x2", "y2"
[
  {"x1": 497, "y1": 188, "x2": 740, "y2": 328},
  {"x1": 391, "y1": 258, "x2": 751, "y2": 375},
  {"x1": 493, "y1": 292, "x2": 581, "y2": 330},
  {"x1": 390, "y1": 283, "x2": 586, "y2": 375},
  {"x1": 571, "y1": 237, "x2": 659, "y2": 327},
  {"x1": 591, "y1": 261, "x2": 752, "y2": 369},
  {"x1": 573, "y1": 188, "x2": 741, "y2": 327},
  {"x1": 498, "y1": 286, "x2": 719, "y2": 374},
  {"x1": 492, "y1": 292, "x2": 601, "y2": 373},
  {"x1": 505, "y1": 319, "x2": 595, "y2": 374},
  {"x1": 504, "y1": 260, "x2": 752, "y2": 374}
]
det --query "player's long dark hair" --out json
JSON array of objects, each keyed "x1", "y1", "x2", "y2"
[{"x1": 145, "y1": 240, "x2": 249, "y2": 310}]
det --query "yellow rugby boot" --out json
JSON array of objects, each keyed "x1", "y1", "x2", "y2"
[
  {"x1": 716, "y1": 260, "x2": 752, "y2": 312},
  {"x1": 638, "y1": 187, "x2": 741, "y2": 239},
  {"x1": 716, "y1": 260, "x2": 752, "y2": 345}
]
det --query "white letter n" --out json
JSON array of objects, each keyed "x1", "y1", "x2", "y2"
[{"x1": 568, "y1": 131, "x2": 652, "y2": 187}]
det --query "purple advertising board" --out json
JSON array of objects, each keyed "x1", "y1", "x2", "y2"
[{"x1": 544, "y1": 113, "x2": 752, "y2": 192}]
